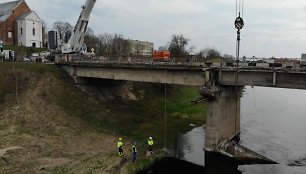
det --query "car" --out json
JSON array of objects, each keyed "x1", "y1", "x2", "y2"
[{"x1": 23, "y1": 57, "x2": 30, "y2": 62}]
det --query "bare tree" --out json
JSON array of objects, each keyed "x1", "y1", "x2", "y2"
[
  {"x1": 82, "y1": 32, "x2": 130, "y2": 58},
  {"x1": 41, "y1": 20, "x2": 47, "y2": 30},
  {"x1": 223, "y1": 54, "x2": 234, "y2": 60},
  {"x1": 158, "y1": 45, "x2": 168, "y2": 51},
  {"x1": 196, "y1": 49, "x2": 206, "y2": 59},
  {"x1": 111, "y1": 34, "x2": 130, "y2": 58},
  {"x1": 84, "y1": 27, "x2": 97, "y2": 53},
  {"x1": 168, "y1": 34, "x2": 190, "y2": 58},
  {"x1": 53, "y1": 21, "x2": 73, "y2": 44},
  {"x1": 205, "y1": 48, "x2": 221, "y2": 58},
  {"x1": 97, "y1": 33, "x2": 113, "y2": 56},
  {"x1": 187, "y1": 46, "x2": 196, "y2": 55}
]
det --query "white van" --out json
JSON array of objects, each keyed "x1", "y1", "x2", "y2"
[{"x1": 3, "y1": 50, "x2": 15, "y2": 61}]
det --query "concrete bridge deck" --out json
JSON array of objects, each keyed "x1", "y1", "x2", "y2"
[{"x1": 63, "y1": 62, "x2": 306, "y2": 90}]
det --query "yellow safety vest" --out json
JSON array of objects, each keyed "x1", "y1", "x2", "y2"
[
  {"x1": 148, "y1": 140, "x2": 154, "y2": 146},
  {"x1": 118, "y1": 141, "x2": 123, "y2": 148},
  {"x1": 132, "y1": 145, "x2": 137, "y2": 153}
]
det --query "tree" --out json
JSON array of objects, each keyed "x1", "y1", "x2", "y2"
[
  {"x1": 203, "y1": 48, "x2": 221, "y2": 59},
  {"x1": 207, "y1": 48, "x2": 221, "y2": 58},
  {"x1": 41, "y1": 20, "x2": 47, "y2": 30},
  {"x1": 168, "y1": 34, "x2": 189, "y2": 58},
  {"x1": 84, "y1": 27, "x2": 97, "y2": 53},
  {"x1": 197, "y1": 49, "x2": 206, "y2": 58},
  {"x1": 111, "y1": 34, "x2": 130, "y2": 58},
  {"x1": 187, "y1": 46, "x2": 196, "y2": 55},
  {"x1": 97, "y1": 33, "x2": 113, "y2": 56},
  {"x1": 223, "y1": 54, "x2": 234, "y2": 60},
  {"x1": 158, "y1": 45, "x2": 168, "y2": 51},
  {"x1": 53, "y1": 21, "x2": 73, "y2": 44}
]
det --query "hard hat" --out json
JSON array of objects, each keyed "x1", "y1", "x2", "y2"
[
  {"x1": 119, "y1": 137, "x2": 122, "y2": 141},
  {"x1": 149, "y1": 137, "x2": 152, "y2": 140}
]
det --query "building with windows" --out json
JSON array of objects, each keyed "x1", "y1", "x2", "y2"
[
  {"x1": 47, "y1": 30, "x2": 58, "y2": 49},
  {"x1": 128, "y1": 39, "x2": 154, "y2": 56},
  {"x1": 0, "y1": 0, "x2": 43, "y2": 48}
]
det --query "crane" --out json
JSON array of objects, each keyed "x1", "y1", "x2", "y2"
[{"x1": 61, "y1": 0, "x2": 97, "y2": 55}]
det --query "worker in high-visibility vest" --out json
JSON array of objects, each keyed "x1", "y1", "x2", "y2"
[
  {"x1": 147, "y1": 137, "x2": 154, "y2": 154},
  {"x1": 131, "y1": 141, "x2": 137, "y2": 162},
  {"x1": 118, "y1": 137, "x2": 124, "y2": 157}
]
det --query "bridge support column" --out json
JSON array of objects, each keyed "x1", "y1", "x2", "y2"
[{"x1": 204, "y1": 86, "x2": 243, "y2": 151}]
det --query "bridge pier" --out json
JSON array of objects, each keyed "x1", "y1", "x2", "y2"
[
  {"x1": 203, "y1": 85, "x2": 276, "y2": 164},
  {"x1": 204, "y1": 86, "x2": 242, "y2": 152}
]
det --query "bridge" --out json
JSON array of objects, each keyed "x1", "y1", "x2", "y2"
[
  {"x1": 63, "y1": 62, "x2": 306, "y2": 89},
  {"x1": 61, "y1": 62, "x2": 306, "y2": 163}
]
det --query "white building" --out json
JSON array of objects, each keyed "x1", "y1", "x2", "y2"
[
  {"x1": 128, "y1": 39, "x2": 154, "y2": 56},
  {"x1": 16, "y1": 11, "x2": 43, "y2": 47}
]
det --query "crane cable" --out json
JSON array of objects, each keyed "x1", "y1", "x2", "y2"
[
  {"x1": 163, "y1": 67, "x2": 167, "y2": 150},
  {"x1": 236, "y1": 0, "x2": 244, "y2": 18},
  {"x1": 235, "y1": 0, "x2": 244, "y2": 135}
]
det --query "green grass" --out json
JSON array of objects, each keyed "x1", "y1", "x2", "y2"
[
  {"x1": 0, "y1": 62, "x2": 61, "y2": 105},
  {"x1": 0, "y1": 63, "x2": 207, "y2": 172},
  {"x1": 0, "y1": 62, "x2": 59, "y2": 74},
  {"x1": 102, "y1": 84, "x2": 207, "y2": 155},
  {"x1": 50, "y1": 78, "x2": 207, "y2": 153},
  {"x1": 123, "y1": 156, "x2": 163, "y2": 174},
  {"x1": 48, "y1": 74, "x2": 207, "y2": 157}
]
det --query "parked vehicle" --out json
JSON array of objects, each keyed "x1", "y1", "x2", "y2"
[
  {"x1": 153, "y1": 50, "x2": 170, "y2": 62},
  {"x1": 301, "y1": 54, "x2": 306, "y2": 67},
  {"x1": 23, "y1": 57, "x2": 30, "y2": 62}
]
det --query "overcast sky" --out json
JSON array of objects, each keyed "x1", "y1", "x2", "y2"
[{"x1": 3, "y1": 0, "x2": 306, "y2": 57}]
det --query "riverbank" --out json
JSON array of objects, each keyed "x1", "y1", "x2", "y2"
[{"x1": 0, "y1": 62, "x2": 206, "y2": 173}]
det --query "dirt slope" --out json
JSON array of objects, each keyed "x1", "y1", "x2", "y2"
[{"x1": 0, "y1": 72, "x2": 128, "y2": 174}]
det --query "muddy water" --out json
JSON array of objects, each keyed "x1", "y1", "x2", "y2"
[
  {"x1": 179, "y1": 126, "x2": 205, "y2": 166},
  {"x1": 178, "y1": 86, "x2": 306, "y2": 174}
]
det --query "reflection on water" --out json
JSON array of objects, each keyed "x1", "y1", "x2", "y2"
[
  {"x1": 238, "y1": 86, "x2": 306, "y2": 174},
  {"x1": 137, "y1": 152, "x2": 243, "y2": 174},
  {"x1": 140, "y1": 87, "x2": 306, "y2": 174},
  {"x1": 178, "y1": 126, "x2": 205, "y2": 166},
  {"x1": 181, "y1": 86, "x2": 306, "y2": 174}
]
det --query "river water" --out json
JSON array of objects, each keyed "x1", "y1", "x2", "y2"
[{"x1": 179, "y1": 86, "x2": 306, "y2": 174}]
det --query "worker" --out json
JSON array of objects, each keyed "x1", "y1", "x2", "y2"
[
  {"x1": 131, "y1": 141, "x2": 137, "y2": 163},
  {"x1": 118, "y1": 137, "x2": 124, "y2": 157},
  {"x1": 147, "y1": 137, "x2": 154, "y2": 154}
]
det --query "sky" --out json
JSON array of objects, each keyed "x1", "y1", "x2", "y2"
[{"x1": 2, "y1": 0, "x2": 306, "y2": 58}]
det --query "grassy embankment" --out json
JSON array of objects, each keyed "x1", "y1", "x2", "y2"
[
  {"x1": 0, "y1": 62, "x2": 207, "y2": 173},
  {"x1": 51, "y1": 67, "x2": 207, "y2": 173}
]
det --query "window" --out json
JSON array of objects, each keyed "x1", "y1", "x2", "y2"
[
  {"x1": 8, "y1": 32, "x2": 12, "y2": 38},
  {"x1": 20, "y1": 28, "x2": 23, "y2": 35},
  {"x1": 33, "y1": 28, "x2": 35, "y2": 36}
]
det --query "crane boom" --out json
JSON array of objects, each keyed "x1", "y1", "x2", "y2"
[{"x1": 62, "y1": 0, "x2": 97, "y2": 54}]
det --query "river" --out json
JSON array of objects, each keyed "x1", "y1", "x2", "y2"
[{"x1": 179, "y1": 86, "x2": 306, "y2": 174}]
